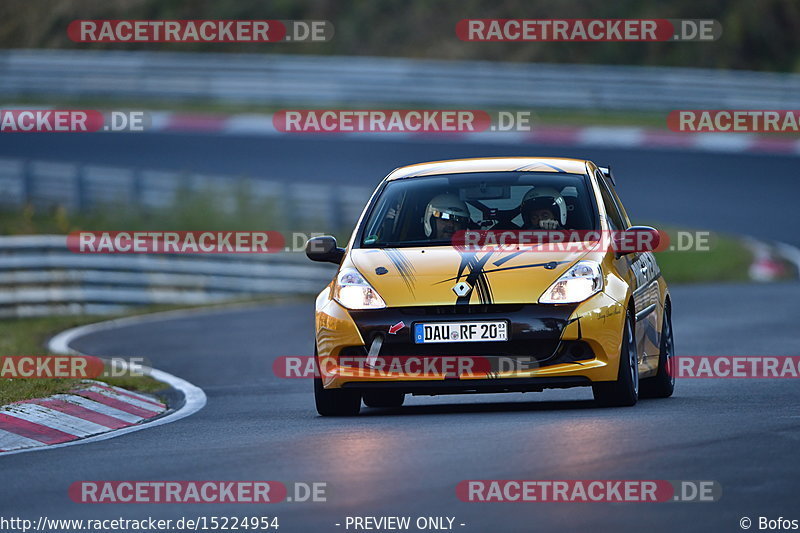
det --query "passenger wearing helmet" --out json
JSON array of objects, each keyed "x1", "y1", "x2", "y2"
[
  {"x1": 423, "y1": 193, "x2": 471, "y2": 239},
  {"x1": 520, "y1": 187, "x2": 567, "y2": 230}
]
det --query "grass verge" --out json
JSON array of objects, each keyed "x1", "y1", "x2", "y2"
[
  {"x1": 0, "y1": 314, "x2": 164, "y2": 405},
  {"x1": 653, "y1": 227, "x2": 753, "y2": 284}
]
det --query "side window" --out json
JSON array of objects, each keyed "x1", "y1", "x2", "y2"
[
  {"x1": 596, "y1": 172, "x2": 627, "y2": 231},
  {"x1": 605, "y1": 177, "x2": 632, "y2": 227}
]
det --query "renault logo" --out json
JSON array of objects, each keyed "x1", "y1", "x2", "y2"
[{"x1": 452, "y1": 281, "x2": 472, "y2": 297}]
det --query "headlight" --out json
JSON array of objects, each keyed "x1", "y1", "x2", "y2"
[
  {"x1": 333, "y1": 267, "x2": 386, "y2": 309},
  {"x1": 539, "y1": 260, "x2": 603, "y2": 304}
]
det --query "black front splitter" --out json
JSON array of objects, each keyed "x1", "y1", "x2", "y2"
[{"x1": 340, "y1": 376, "x2": 591, "y2": 395}]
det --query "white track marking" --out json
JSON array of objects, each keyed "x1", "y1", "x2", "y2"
[
  {"x1": 48, "y1": 394, "x2": 144, "y2": 424},
  {"x1": 775, "y1": 242, "x2": 800, "y2": 277},
  {"x1": 1, "y1": 403, "x2": 110, "y2": 437},
  {"x1": 579, "y1": 127, "x2": 646, "y2": 147},
  {"x1": 89, "y1": 382, "x2": 165, "y2": 407},
  {"x1": 79, "y1": 386, "x2": 165, "y2": 413},
  {"x1": 693, "y1": 133, "x2": 755, "y2": 152},
  {"x1": 0, "y1": 428, "x2": 45, "y2": 451}
]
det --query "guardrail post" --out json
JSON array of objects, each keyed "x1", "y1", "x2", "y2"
[
  {"x1": 132, "y1": 169, "x2": 144, "y2": 207},
  {"x1": 330, "y1": 187, "x2": 343, "y2": 233},
  {"x1": 283, "y1": 181, "x2": 297, "y2": 230}
]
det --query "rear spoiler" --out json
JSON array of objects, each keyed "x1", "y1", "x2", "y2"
[{"x1": 597, "y1": 166, "x2": 615, "y2": 186}]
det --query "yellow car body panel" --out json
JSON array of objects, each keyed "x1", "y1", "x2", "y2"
[
  {"x1": 313, "y1": 157, "x2": 670, "y2": 395},
  {"x1": 350, "y1": 247, "x2": 589, "y2": 307}
]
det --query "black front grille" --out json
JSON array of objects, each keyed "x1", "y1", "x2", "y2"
[{"x1": 348, "y1": 303, "x2": 580, "y2": 364}]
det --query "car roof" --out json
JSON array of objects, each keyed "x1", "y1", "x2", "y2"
[{"x1": 385, "y1": 157, "x2": 590, "y2": 181}]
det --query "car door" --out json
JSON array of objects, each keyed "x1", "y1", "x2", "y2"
[{"x1": 596, "y1": 171, "x2": 660, "y2": 373}]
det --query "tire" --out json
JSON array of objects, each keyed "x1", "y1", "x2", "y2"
[
  {"x1": 313, "y1": 349, "x2": 361, "y2": 416},
  {"x1": 363, "y1": 391, "x2": 405, "y2": 408},
  {"x1": 640, "y1": 302, "x2": 675, "y2": 399},
  {"x1": 592, "y1": 310, "x2": 639, "y2": 407}
]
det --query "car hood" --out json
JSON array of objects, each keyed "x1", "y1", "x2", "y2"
[{"x1": 349, "y1": 246, "x2": 591, "y2": 307}]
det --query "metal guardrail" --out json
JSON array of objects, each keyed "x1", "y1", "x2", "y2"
[
  {"x1": 0, "y1": 235, "x2": 337, "y2": 317},
  {"x1": 0, "y1": 156, "x2": 372, "y2": 229},
  {"x1": 0, "y1": 157, "x2": 369, "y2": 316},
  {"x1": 2, "y1": 49, "x2": 800, "y2": 110}
]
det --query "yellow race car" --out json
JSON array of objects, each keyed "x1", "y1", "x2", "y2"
[{"x1": 306, "y1": 157, "x2": 674, "y2": 415}]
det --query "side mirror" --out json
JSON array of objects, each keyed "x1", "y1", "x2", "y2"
[
  {"x1": 305, "y1": 236, "x2": 345, "y2": 264},
  {"x1": 613, "y1": 226, "x2": 661, "y2": 257}
]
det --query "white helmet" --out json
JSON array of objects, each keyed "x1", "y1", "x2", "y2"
[
  {"x1": 423, "y1": 193, "x2": 471, "y2": 237},
  {"x1": 521, "y1": 187, "x2": 567, "y2": 226}
]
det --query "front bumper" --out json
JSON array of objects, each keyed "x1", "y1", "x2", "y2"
[{"x1": 315, "y1": 292, "x2": 626, "y2": 390}]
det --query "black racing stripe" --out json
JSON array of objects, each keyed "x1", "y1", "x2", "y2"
[
  {"x1": 475, "y1": 272, "x2": 493, "y2": 304},
  {"x1": 538, "y1": 162, "x2": 566, "y2": 172},
  {"x1": 384, "y1": 249, "x2": 416, "y2": 293},
  {"x1": 475, "y1": 255, "x2": 495, "y2": 305},
  {"x1": 454, "y1": 251, "x2": 495, "y2": 305}
]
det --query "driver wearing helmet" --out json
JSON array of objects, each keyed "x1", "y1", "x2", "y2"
[
  {"x1": 423, "y1": 193, "x2": 471, "y2": 240},
  {"x1": 520, "y1": 187, "x2": 568, "y2": 230}
]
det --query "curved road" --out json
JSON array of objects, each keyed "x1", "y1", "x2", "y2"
[{"x1": 1, "y1": 133, "x2": 799, "y2": 531}]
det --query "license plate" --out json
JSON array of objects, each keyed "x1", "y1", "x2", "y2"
[{"x1": 414, "y1": 321, "x2": 508, "y2": 344}]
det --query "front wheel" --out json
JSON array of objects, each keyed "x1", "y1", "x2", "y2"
[
  {"x1": 314, "y1": 377, "x2": 361, "y2": 416},
  {"x1": 313, "y1": 349, "x2": 361, "y2": 416},
  {"x1": 592, "y1": 310, "x2": 639, "y2": 407}
]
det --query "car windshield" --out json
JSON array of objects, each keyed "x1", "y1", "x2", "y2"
[{"x1": 360, "y1": 172, "x2": 597, "y2": 247}]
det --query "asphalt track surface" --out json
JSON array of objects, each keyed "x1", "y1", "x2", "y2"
[{"x1": 1, "y1": 133, "x2": 799, "y2": 532}]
